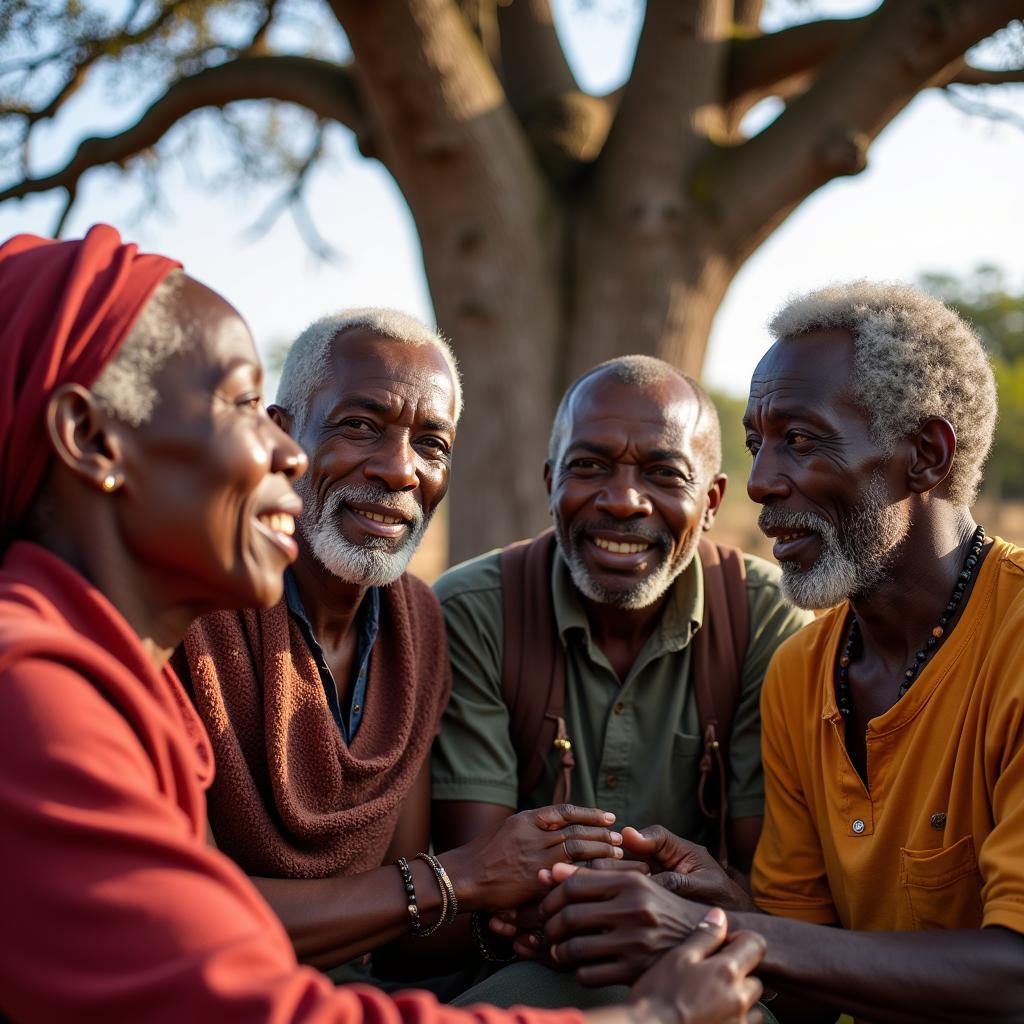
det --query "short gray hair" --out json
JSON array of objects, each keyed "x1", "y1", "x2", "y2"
[
  {"x1": 548, "y1": 355, "x2": 722, "y2": 480},
  {"x1": 275, "y1": 308, "x2": 462, "y2": 436},
  {"x1": 92, "y1": 270, "x2": 190, "y2": 426},
  {"x1": 768, "y1": 281, "x2": 997, "y2": 505}
]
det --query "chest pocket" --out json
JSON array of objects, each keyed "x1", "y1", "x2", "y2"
[
  {"x1": 900, "y1": 834, "x2": 983, "y2": 930},
  {"x1": 673, "y1": 733, "x2": 703, "y2": 760}
]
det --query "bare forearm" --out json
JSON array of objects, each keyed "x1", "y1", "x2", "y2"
[
  {"x1": 253, "y1": 858, "x2": 446, "y2": 968},
  {"x1": 729, "y1": 912, "x2": 1024, "y2": 1024}
]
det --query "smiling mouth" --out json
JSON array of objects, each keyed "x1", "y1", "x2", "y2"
[
  {"x1": 257, "y1": 512, "x2": 296, "y2": 536},
  {"x1": 353, "y1": 508, "x2": 406, "y2": 527},
  {"x1": 593, "y1": 537, "x2": 651, "y2": 555}
]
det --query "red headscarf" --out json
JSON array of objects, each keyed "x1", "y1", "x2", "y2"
[{"x1": 0, "y1": 224, "x2": 181, "y2": 538}]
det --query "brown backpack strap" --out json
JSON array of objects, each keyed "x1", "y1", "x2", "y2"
[
  {"x1": 692, "y1": 538, "x2": 749, "y2": 867},
  {"x1": 500, "y1": 529, "x2": 574, "y2": 804}
]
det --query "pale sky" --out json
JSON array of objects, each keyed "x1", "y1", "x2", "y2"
[{"x1": 2, "y1": 0, "x2": 1022, "y2": 399}]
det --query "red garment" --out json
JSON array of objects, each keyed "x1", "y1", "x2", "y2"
[
  {"x1": 0, "y1": 224, "x2": 179, "y2": 537},
  {"x1": 0, "y1": 542, "x2": 587, "y2": 1024}
]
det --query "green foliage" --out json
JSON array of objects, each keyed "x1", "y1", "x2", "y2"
[
  {"x1": 921, "y1": 267, "x2": 1024, "y2": 499},
  {"x1": 710, "y1": 389, "x2": 751, "y2": 485}
]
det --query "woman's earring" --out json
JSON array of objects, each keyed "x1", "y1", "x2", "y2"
[{"x1": 102, "y1": 474, "x2": 119, "y2": 493}]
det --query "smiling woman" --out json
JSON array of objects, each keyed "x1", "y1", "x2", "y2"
[{"x1": 0, "y1": 225, "x2": 768, "y2": 1024}]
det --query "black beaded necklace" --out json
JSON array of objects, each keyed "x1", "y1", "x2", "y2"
[{"x1": 836, "y1": 525, "x2": 986, "y2": 718}]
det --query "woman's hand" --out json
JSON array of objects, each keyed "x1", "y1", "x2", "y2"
[{"x1": 440, "y1": 804, "x2": 623, "y2": 911}]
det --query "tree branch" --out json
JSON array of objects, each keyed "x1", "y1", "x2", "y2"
[
  {"x1": 2, "y1": 0, "x2": 190, "y2": 124},
  {"x1": 727, "y1": 16, "x2": 872, "y2": 102},
  {"x1": 496, "y1": 0, "x2": 576, "y2": 118},
  {"x1": 0, "y1": 56, "x2": 368, "y2": 206},
  {"x1": 595, "y1": 0, "x2": 732, "y2": 203},
  {"x1": 245, "y1": 121, "x2": 341, "y2": 261},
  {"x1": 732, "y1": 0, "x2": 763, "y2": 34},
  {"x1": 946, "y1": 63, "x2": 1024, "y2": 85},
  {"x1": 713, "y1": 0, "x2": 1024, "y2": 260}
]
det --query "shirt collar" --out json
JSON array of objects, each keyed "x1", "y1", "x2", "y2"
[{"x1": 550, "y1": 541, "x2": 704, "y2": 657}]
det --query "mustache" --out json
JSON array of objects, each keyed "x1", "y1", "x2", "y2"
[
  {"x1": 758, "y1": 506, "x2": 833, "y2": 537},
  {"x1": 322, "y1": 482, "x2": 423, "y2": 528}
]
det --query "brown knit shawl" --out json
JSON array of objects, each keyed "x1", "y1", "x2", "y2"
[{"x1": 182, "y1": 573, "x2": 450, "y2": 879}]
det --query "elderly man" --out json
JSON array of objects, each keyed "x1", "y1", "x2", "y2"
[
  {"x1": 538, "y1": 283, "x2": 1024, "y2": 1022},
  {"x1": 181, "y1": 312, "x2": 626, "y2": 979},
  {"x1": 431, "y1": 356, "x2": 809, "y2": 981}
]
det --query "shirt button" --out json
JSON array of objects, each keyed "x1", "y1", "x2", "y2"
[
  {"x1": 852, "y1": 819, "x2": 865, "y2": 834},
  {"x1": 614, "y1": 702, "x2": 626, "y2": 715},
  {"x1": 352, "y1": 704, "x2": 362, "y2": 714},
  {"x1": 606, "y1": 775, "x2": 618, "y2": 789}
]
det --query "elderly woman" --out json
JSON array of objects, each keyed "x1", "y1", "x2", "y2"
[{"x1": 0, "y1": 226, "x2": 764, "y2": 1024}]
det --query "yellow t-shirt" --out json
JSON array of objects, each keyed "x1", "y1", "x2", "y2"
[{"x1": 752, "y1": 536, "x2": 1024, "y2": 935}]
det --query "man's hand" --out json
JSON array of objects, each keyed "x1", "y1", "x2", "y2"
[
  {"x1": 627, "y1": 908, "x2": 766, "y2": 1024},
  {"x1": 540, "y1": 863, "x2": 707, "y2": 986},
  {"x1": 621, "y1": 826, "x2": 757, "y2": 913},
  {"x1": 441, "y1": 804, "x2": 623, "y2": 911}
]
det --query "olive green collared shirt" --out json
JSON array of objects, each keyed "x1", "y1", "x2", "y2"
[{"x1": 431, "y1": 546, "x2": 812, "y2": 841}]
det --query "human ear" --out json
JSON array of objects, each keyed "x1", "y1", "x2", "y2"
[
  {"x1": 702, "y1": 473, "x2": 728, "y2": 531},
  {"x1": 543, "y1": 461, "x2": 554, "y2": 498},
  {"x1": 907, "y1": 417, "x2": 956, "y2": 495},
  {"x1": 267, "y1": 404, "x2": 294, "y2": 436},
  {"x1": 45, "y1": 384, "x2": 125, "y2": 493}
]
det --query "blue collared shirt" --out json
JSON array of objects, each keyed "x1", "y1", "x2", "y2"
[{"x1": 284, "y1": 569, "x2": 381, "y2": 745}]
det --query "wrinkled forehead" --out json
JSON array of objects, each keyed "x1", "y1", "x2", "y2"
[
  {"x1": 747, "y1": 329, "x2": 859, "y2": 418},
  {"x1": 318, "y1": 326, "x2": 457, "y2": 420},
  {"x1": 567, "y1": 371, "x2": 701, "y2": 442}
]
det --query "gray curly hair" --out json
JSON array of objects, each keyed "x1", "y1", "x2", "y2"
[
  {"x1": 275, "y1": 308, "x2": 462, "y2": 438},
  {"x1": 768, "y1": 281, "x2": 997, "y2": 505}
]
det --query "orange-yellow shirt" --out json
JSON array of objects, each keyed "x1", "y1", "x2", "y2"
[{"x1": 752, "y1": 536, "x2": 1024, "y2": 936}]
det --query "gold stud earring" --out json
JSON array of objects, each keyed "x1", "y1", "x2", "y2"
[{"x1": 102, "y1": 474, "x2": 118, "y2": 493}]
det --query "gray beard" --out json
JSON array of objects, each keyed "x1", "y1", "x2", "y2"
[
  {"x1": 761, "y1": 469, "x2": 909, "y2": 610},
  {"x1": 555, "y1": 515, "x2": 700, "y2": 610},
  {"x1": 293, "y1": 479, "x2": 429, "y2": 588}
]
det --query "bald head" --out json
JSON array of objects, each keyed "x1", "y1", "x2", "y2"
[{"x1": 548, "y1": 355, "x2": 721, "y2": 483}]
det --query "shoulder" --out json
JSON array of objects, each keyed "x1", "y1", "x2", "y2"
[
  {"x1": 735, "y1": 549, "x2": 815, "y2": 639},
  {"x1": 762, "y1": 606, "x2": 843, "y2": 703},
  {"x1": 741, "y1": 551, "x2": 785, "y2": 593},
  {"x1": 433, "y1": 548, "x2": 503, "y2": 606}
]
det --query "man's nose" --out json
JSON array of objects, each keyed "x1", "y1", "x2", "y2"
[
  {"x1": 366, "y1": 434, "x2": 418, "y2": 492},
  {"x1": 747, "y1": 447, "x2": 789, "y2": 505},
  {"x1": 594, "y1": 472, "x2": 653, "y2": 518}
]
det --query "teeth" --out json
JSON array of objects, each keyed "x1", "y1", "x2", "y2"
[
  {"x1": 355, "y1": 509, "x2": 403, "y2": 526},
  {"x1": 594, "y1": 537, "x2": 650, "y2": 554},
  {"x1": 778, "y1": 532, "x2": 808, "y2": 543},
  {"x1": 259, "y1": 513, "x2": 295, "y2": 536}
]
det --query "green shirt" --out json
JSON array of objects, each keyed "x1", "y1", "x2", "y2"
[{"x1": 431, "y1": 545, "x2": 812, "y2": 841}]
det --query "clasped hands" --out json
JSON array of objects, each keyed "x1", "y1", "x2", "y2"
[{"x1": 488, "y1": 823, "x2": 758, "y2": 986}]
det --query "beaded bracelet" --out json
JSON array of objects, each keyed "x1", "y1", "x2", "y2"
[
  {"x1": 394, "y1": 857, "x2": 422, "y2": 936},
  {"x1": 416, "y1": 853, "x2": 459, "y2": 926},
  {"x1": 470, "y1": 911, "x2": 517, "y2": 963}
]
